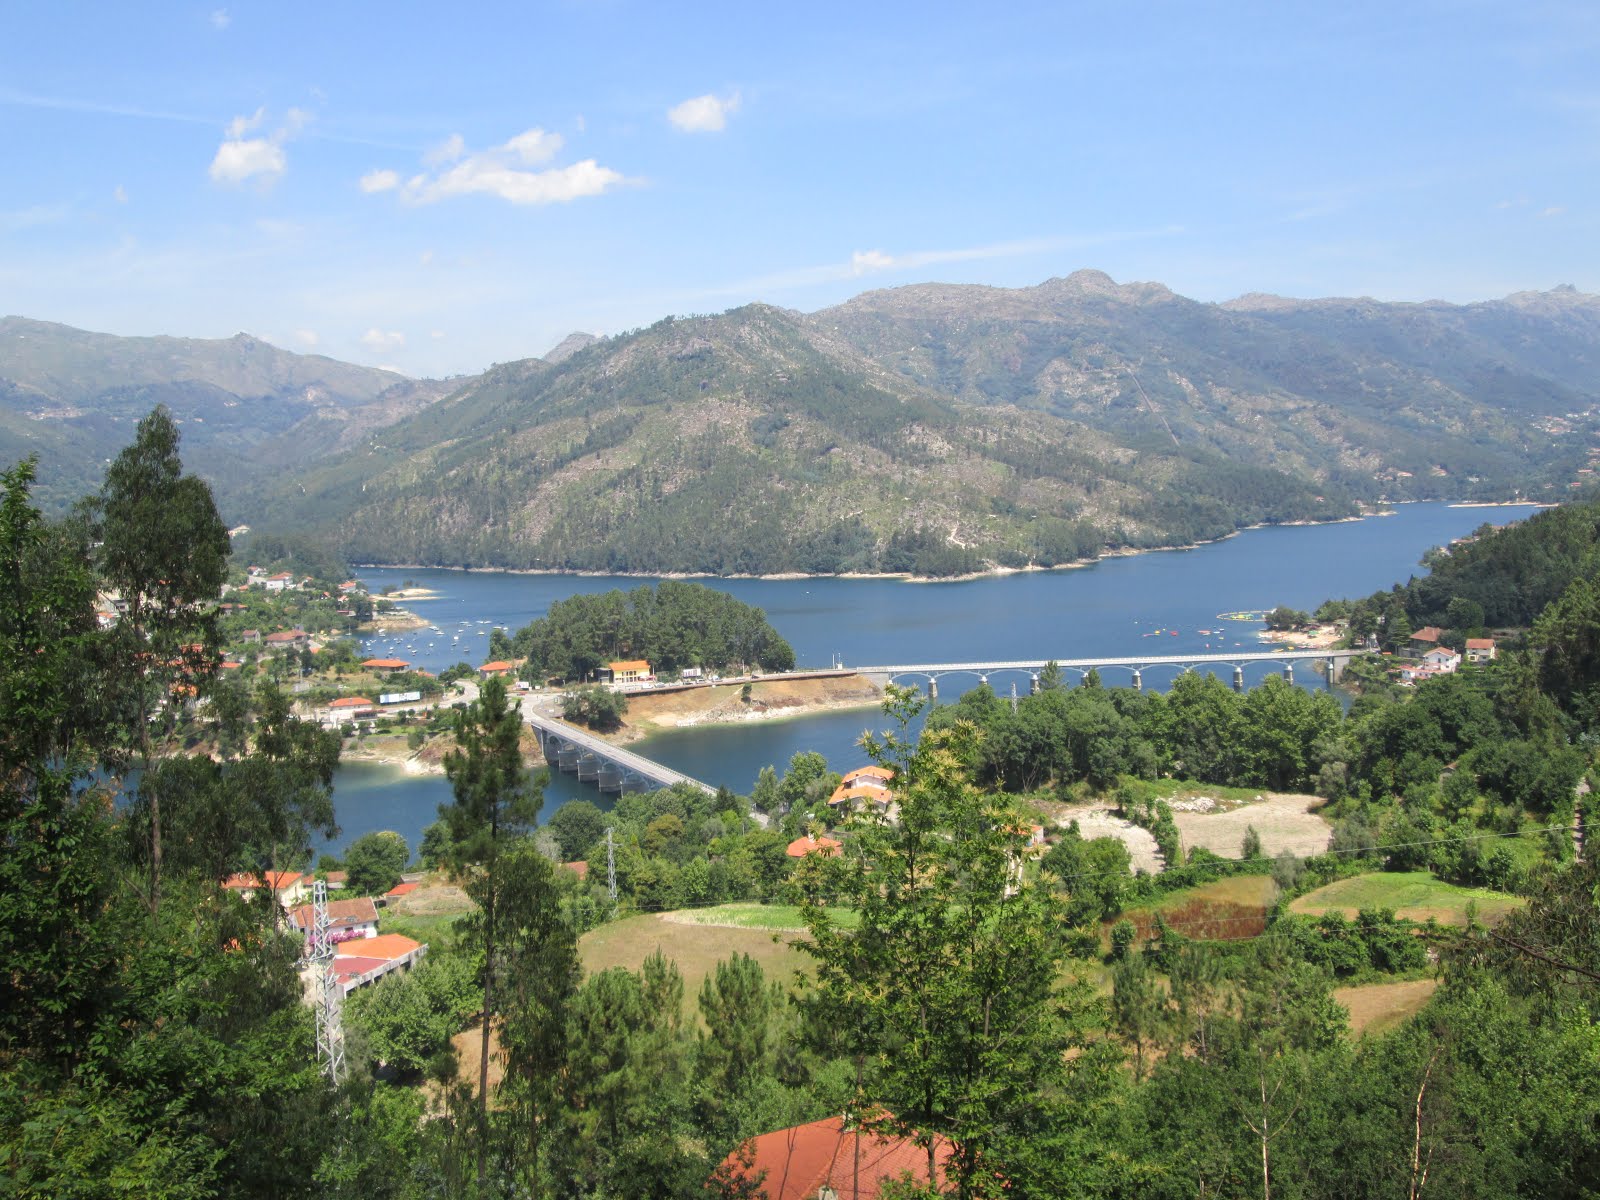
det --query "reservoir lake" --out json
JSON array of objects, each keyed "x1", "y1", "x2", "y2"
[{"x1": 322, "y1": 502, "x2": 1541, "y2": 855}]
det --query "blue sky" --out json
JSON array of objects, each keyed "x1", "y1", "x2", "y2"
[{"x1": 3, "y1": 1, "x2": 1597, "y2": 376}]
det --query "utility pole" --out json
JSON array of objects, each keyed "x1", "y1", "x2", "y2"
[
  {"x1": 606, "y1": 827, "x2": 617, "y2": 902},
  {"x1": 308, "y1": 879, "x2": 346, "y2": 1085}
]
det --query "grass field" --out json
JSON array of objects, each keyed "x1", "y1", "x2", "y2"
[
  {"x1": 1335, "y1": 978, "x2": 1440, "y2": 1037},
  {"x1": 1290, "y1": 871, "x2": 1525, "y2": 926},
  {"x1": 661, "y1": 903, "x2": 858, "y2": 931},
  {"x1": 579, "y1": 912, "x2": 812, "y2": 1011}
]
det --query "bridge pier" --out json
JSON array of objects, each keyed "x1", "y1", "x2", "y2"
[
  {"x1": 1009, "y1": 681, "x2": 1018, "y2": 713},
  {"x1": 1030, "y1": 672, "x2": 1040, "y2": 696},
  {"x1": 1233, "y1": 665, "x2": 1245, "y2": 692},
  {"x1": 1131, "y1": 669, "x2": 1142, "y2": 692},
  {"x1": 1282, "y1": 662, "x2": 1294, "y2": 683},
  {"x1": 927, "y1": 678, "x2": 938, "y2": 702},
  {"x1": 1324, "y1": 655, "x2": 1336, "y2": 690}
]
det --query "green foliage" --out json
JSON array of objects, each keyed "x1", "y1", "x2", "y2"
[
  {"x1": 560, "y1": 684, "x2": 628, "y2": 732},
  {"x1": 546, "y1": 799, "x2": 607, "y2": 862},
  {"x1": 346, "y1": 951, "x2": 480, "y2": 1077},
  {"x1": 512, "y1": 581, "x2": 796, "y2": 681},
  {"x1": 343, "y1": 830, "x2": 410, "y2": 895},
  {"x1": 800, "y1": 687, "x2": 1082, "y2": 1195}
]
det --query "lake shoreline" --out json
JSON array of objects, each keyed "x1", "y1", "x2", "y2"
[{"x1": 349, "y1": 509, "x2": 1408, "y2": 585}]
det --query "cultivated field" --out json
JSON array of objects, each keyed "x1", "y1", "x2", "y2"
[
  {"x1": 1290, "y1": 871, "x2": 1525, "y2": 926},
  {"x1": 1119, "y1": 875, "x2": 1278, "y2": 943}
]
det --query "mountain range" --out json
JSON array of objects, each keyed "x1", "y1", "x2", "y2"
[{"x1": 6, "y1": 272, "x2": 1599, "y2": 574}]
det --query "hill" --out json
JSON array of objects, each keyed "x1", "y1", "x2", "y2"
[
  {"x1": 245, "y1": 302, "x2": 1356, "y2": 574},
  {"x1": 816, "y1": 270, "x2": 1600, "y2": 504},
  {"x1": 0, "y1": 317, "x2": 461, "y2": 512}
]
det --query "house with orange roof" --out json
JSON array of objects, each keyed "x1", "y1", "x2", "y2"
[
  {"x1": 332, "y1": 933, "x2": 426, "y2": 994},
  {"x1": 263, "y1": 629, "x2": 309, "y2": 650},
  {"x1": 224, "y1": 870, "x2": 308, "y2": 906},
  {"x1": 361, "y1": 657, "x2": 411, "y2": 675},
  {"x1": 712, "y1": 1115, "x2": 952, "y2": 1200},
  {"x1": 604, "y1": 659, "x2": 652, "y2": 685},
  {"x1": 1465, "y1": 636, "x2": 1497, "y2": 664},
  {"x1": 786, "y1": 833, "x2": 843, "y2": 859},
  {"x1": 289, "y1": 896, "x2": 379, "y2": 942},
  {"x1": 841, "y1": 764, "x2": 894, "y2": 788},
  {"x1": 1408, "y1": 626, "x2": 1444, "y2": 654},
  {"x1": 478, "y1": 660, "x2": 515, "y2": 678},
  {"x1": 327, "y1": 696, "x2": 376, "y2": 722}
]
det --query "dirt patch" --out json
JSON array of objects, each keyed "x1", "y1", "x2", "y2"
[
  {"x1": 1041, "y1": 803, "x2": 1164, "y2": 874},
  {"x1": 1335, "y1": 978, "x2": 1439, "y2": 1037},
  {"x1": 390, "y1": 880, "x2": 475, "y2": 918},
  {"x1": 1173, "y1": 793, "x2": 1331, "y2": 860},
  {"x1": 610, "y1": 674, "x2": 883, "y2": 743}
]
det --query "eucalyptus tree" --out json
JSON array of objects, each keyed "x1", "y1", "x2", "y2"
[
  {"x1": 89, "y1": 406, "x2": 230, "y2": 912},
  {"x1": 439, "y1": 673, "x2": 544, "y2": 1190}
]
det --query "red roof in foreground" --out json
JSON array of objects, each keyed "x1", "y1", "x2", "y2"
[
  {"x1": 786, "y1": 834, "x2": 843, "y2": 859},
  {"x1": 336, "y1": 933, "x2": 421, "y2": 961},
  {"x1": 715, "y1": 1115, "x2": 952, "y2": 1200},
  {"x1": 385, "y1": 881, "x2": 419, "y2": 898}
]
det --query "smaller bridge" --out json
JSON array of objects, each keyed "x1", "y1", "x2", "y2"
[
  {"x1": 853, "y1": 650, "x2": 1357, "y2": 699},
  {"x1": 526, "y1": 711, "x2": 715, "y2": 796}
]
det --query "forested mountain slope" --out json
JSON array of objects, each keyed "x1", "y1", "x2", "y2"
[
  {"x1": 247, "y1": 303, "x2": 1353, "y2": 574},
  {"x1": 817, "y1": 271, "x2": 1600, "y2": 502},
  {"x1": 0, "y1": 317, "x2": 460, "y2": 512}
]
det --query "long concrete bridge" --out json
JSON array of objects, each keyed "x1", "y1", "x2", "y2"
[
  {"x1": 526, "y1": 710, "x2": 716, "y2": 796},
  {"x1": 852, "y1": 649, "x2": 1358, "y2": 699}
]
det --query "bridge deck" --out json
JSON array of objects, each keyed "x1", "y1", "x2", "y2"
[
  {"x1": 853, "y1": 649, "x2": 1351, "y2": 676},
  {"x1": 526, "y1": 711, "x2": 714, "y2": 795}
]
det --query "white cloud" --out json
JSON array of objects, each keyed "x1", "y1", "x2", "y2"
[
  {"x1": 850, "y1": 249, "x2": 895, "y2": 275},
  {"x1": 419, "y1": 249, "x2": 434, "y2": 264},
  {"x1": 360, "y1": 168, "x2": 400, "y2": 193},
  {"x1": 667, "y1": 91, "x2": 740, "y2": 133},
  {"x1": 210, "y1": 137, "x2": 286, "y2": 184},
  {"x1": 423, "y1": 133, "x2": 466, "y2": 166},
  {"x1": 430, "y1": 329, "x2": 445, "y2": 340},
  {"x1": 113, "y1": 184, "x2": 127, "y2": 203},
  {"x1": 210, "y1": 107, "x2": 309, "y2": 186},
  {"x1": 361, "y1": 328, "x2": 405, "y2": 350},
  {"x1": 1539, "y1": 205, "x2": 1566, "y2": 218},
  {"x1": 293, "y1": 329, "x2": 319, "y2": 347},
  {"x1": 381, "y1": 127, "x2": 627, "y2": 206},
  {"x1": 210, "y1": 8, "x2": 230, "y2": 30}
]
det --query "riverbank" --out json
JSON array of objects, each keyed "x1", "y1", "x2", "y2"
[{"x1": 601, "y1": 674, "x2": 884, "y2": 746}]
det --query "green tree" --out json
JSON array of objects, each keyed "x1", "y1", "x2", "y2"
[
  {"x1": 801, "y1": 686, "x2": 1080, "y2": 1197},
  {"x1": 439, "y1": 673, "x2": 545, "y2": 1189},
  {"x1": 90, "y1": 407, "x2": 230, "y2": 912},
  {"x1": 344, "y1": 830, "x2": 410, "y2": 895},
  {"x1": 547, "y1": 799, "x2": 607, "y2": 862},
  {"x1": 493, "y1": 841, "x2": 580, "y2": 1194},
  {"x1": 696, "y1": 953, "x2": 785, "y2": 1144}
]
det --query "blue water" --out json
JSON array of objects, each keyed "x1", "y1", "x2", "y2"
[{"x1": 320, "y1": 503, "x2": 1540, "y2": 855}]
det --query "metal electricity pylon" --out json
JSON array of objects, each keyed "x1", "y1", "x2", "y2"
[{"x1": 307, "y1": 879, "x2": 346, "y2": 1084}]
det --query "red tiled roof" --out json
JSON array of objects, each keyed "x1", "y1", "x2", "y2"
[
  {"x1": 608, "y1": 659, "x2": 650, "y2": 672},
  {"x1": 385, "y1": 881, "x2": 419, "y2": 898},
  {"x1": 337, "y1": 933, "x2": 421, "y2": 961},
  {"x1": 479, "y1": 660, "x2": 514, "y2": 672},
  {"x1": 361, "y1": 658, "x2": 410, "y2": 669},
  {"x1": 714, "y1": 1115, "x2": 952, "y2": 1200},
  {"x1": 264, "y1": 630, "x2": 303, "y2": 643},
  {"x1": 329, "y1": 696, "x2": 375, "y2": 708},
  {"x1": 223, "y1": 870, "x2": 303, "y2": 892},
  {"x1": 786, "y1": 834, "x2": 843, "y2": 859},
  {"x1": 1466, "y1": 637, "x2": 1496, "y2": 650},
  {"x1": 1410, "y1": 626, "x2": 1443, "y2": 643},
  {"x1": 829, "y1": 785, "x2": 889, "y2": 806},
  {"x1": 288, "y1": 897, "x2": 379, "y2": 933}
]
